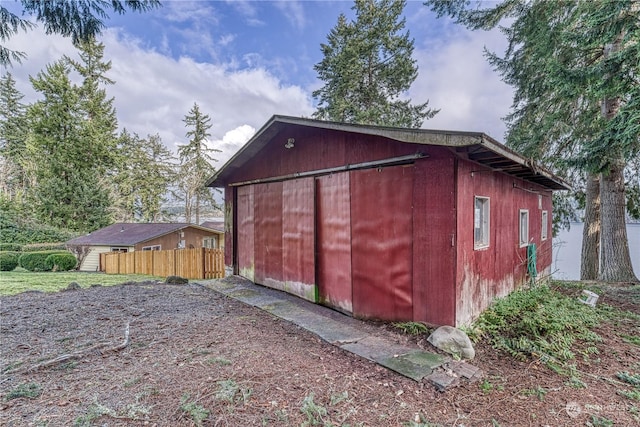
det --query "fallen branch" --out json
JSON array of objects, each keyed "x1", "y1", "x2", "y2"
[{"x1": 8, "y1": 322, "x2": 130, "y2": 375}]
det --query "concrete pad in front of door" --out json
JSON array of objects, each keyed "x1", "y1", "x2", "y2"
[{"x1": 199, "y1": 277, "x2": 448, "y2": 382}]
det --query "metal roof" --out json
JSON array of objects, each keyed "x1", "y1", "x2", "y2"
[
  {"x1": 207, "y1": 115, "x2": 570, "y2": 190},
  {"x1": 66, "y1": 223, "x2": 222, "y2": 246}
]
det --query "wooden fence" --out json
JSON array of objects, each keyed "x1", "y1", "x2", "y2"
[{"x1": 100, "y1": 248, "x2": 225, "y2": 279}]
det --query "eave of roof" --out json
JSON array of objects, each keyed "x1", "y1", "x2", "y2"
[{"x1": 206, "y1": 115, "x2": 570, "y2": 191}]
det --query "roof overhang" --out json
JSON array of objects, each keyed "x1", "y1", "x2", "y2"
[{"x1": 207, "y1": 115, "x2": 570, "y2": 191}]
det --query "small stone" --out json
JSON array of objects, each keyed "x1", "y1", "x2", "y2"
[
  {"x1": 66, "y1": 282, "x2": 81, "y2": 291},
  {"x1": 165, "y1": 275, "x2": 188, "y2": 285},
  {"x1": 426, "y1": 372, "x2": 459, "y2": 392}
]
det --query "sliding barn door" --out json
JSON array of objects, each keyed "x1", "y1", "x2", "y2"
[
  {"x1": 316, "y1": 173, "x2": 353, "y2": 313},
  {"x1": 350, "y1": 165, "x2": 414, "y2": 321}
]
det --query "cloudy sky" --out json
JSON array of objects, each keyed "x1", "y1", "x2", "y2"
[{"x1": 2, "y1": 0, "x2": 513, "y2": 167}]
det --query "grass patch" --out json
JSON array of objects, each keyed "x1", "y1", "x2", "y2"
[
  {"x1": 0, "y1": 269, "x2": 163, "y2": 296},
  {"x1": 180, "y1": 394, "x2": 209, "y2": 427},
  {"x1": 4, "y1": 382, "x2": 41, "y2": 400},
  {"x1": 622, "y1": 334, "x2": 640, "y2": 347},
  {"x1": 393, "y1": 321, "x2": 429, "y2": 335},
  {"x1": 300, "y1": 393, "x2": 328, "y2": 427},
  {"x1": 467, "y1": 284, "x2": 605, "y2": 374},
  {"x1": 206, "y1": 356, "x2": 232, "y2": 366},
  {"x1": 617, "y1": 371, "x2": 640, "y2": 400}
]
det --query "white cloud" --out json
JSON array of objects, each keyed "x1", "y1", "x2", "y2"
[
  {"x1": 4, "y1": 27, "x2": 314, "y2": 164},
  {"x1": 164, "y1": 0, "x2": 219, "y2": 25},
  {"x1": 226, "y1": 0, "x2": 264, "y2": 26},
  {"x1": 275, "y1": 1, "x2": 306, "y2": 31},
  {"x1": 411, "y1": 26, "x2": 513, "y2": 142},
  {"x1": 210, "y1": 124, "x2": 256, "y2": 167}
]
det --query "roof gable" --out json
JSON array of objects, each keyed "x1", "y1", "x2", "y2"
[
  {"x1": 206, "y1": 115, "x2": 569, "y2": 190},
  {"x1": 66, "y1": 223, "x2": 221, "y2": 246}
]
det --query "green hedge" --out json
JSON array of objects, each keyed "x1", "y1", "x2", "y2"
[
  {"x1": 18, "y1": 251, "x2": 70, "y2": 272},
  {"x1": 0, "y1": 243, "x2": 22, "y2": 252},
  {"x1": 44, "y1": 253, "x2": 78, "y2": 272},
  {"x1": 0, "y1": 252, "x2": 20, "y2": 271},
  {"x1": 22, "y1": 243, "x2": 67, "y2": 252}
]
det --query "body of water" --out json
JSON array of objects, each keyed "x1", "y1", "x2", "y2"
[{"x1": 553, "y1": 223, "x2": 640, "y2": 280}]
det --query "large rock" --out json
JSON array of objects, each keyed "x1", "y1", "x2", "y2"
[
  {"x1": 427, "y1": 326, "x2": 475, "y2": 360},
  {"x1": 165, "y1": 275, "x2": 188, "y2": 285}
]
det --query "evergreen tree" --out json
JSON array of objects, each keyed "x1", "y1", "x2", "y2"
[
  {"x1": 1, "y1": 0, "x2": 160, "y2": 66},
  {"x1": 0, "y1": 72, "x2": 29, "y2": 199},
  {"x1": 313, "y1": 0, "x2": 437, "y2": 128},
  {"x1": 67, "y1": 38, "x2": 119, "y2": 175},
  {"x1": 112, "y1": 130, "x2": 175, "y2": 222},
  {"x1": 26, "y1": 39, "x2": 119, "y2": 232},
  {"x1": 177, "y1": 103, "x2": 219, "y2": 224},
  {"x1": 426, "y1": 0, "x2": 639, "y2": 282}
]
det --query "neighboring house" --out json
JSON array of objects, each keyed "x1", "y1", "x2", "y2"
[
  {"x1": 66, "y1": 223, "x2": 224, "y2": 272},
  {"x1": 206, "y1": 115, "x2": 569, "y2": 327},
  {"x1": 200, "y1": 220, "x2": 225, "y2": 249}
]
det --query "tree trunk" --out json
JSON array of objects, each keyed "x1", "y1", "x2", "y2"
[
  {"x1": 595, "y1": 37, "x2": 639, "y2": 283},
  {"x1": 599, "y1": 160, "x2": 639, "y2": 282},
  {"x1": 580, "y1": 172, "x2": 600, "y2": 280},
  {"x1": 195, "y1": 192, "x2": 200, "y2": 225}
]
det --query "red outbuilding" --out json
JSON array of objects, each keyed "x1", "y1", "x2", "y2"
[{"x1": 207, "y1": 116, "x2": 569, "y2": 326}]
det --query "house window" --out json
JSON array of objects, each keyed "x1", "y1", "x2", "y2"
[
  {"x1": 474, "y1": 196, "x2": 490, "y2": 249},
  {"x1": 203, "y1": 237, "x2": 218, "y2": 249},
  {"x1": 541, "y1": 210, "x2": 549, "y2": 241},
  {"x1": 142, "y1": 245, "x2": 161, "y2": 251},
  {"x1": 110, "y1": 247, "x2": 128, "y2": 253},
  {"x1": 519, "y1": 209, "x2": 530, "y2": 247}
]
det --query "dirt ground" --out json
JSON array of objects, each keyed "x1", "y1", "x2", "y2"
[{"x1": 1, "y1": 279, "x2": 639, "y2": 427}]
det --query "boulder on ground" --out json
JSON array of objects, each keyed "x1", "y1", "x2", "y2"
[
  {"x1": 66, "y1": 282, "x2": 82, "y2": 291},
  {"x1": 165, "y1": 275, "x2": 188, "y2": 285},
  {"x1": 427, "y1": 325, "x2": 475, "y2": 360}
]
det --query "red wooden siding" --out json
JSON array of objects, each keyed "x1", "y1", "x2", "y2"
[
  {"x1": 350, "y1": 165, "x2": 414, "y2": 321},
  {"x1": 224, "y1": 186, "x2": 235, "y2": 269},
  {"x1": 455, "y1": 158, "x2": 554, "y2": 325},
  {"x1": 317, "y1": 173, "x2": 353, "y2": 313},
  {"x1": 282, "y1": 178, "x2": 316, "y2": 300},
  {"x1": 223, "y1": 128, "x2": 425, "y2": 186},
  {"x1": 237, "y1": 185, "x2": 255, "y2": 281}
]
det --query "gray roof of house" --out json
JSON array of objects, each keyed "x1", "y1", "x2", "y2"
[
  {"x1": 66, "y1": 223, "x2": 220, "y2": 246},
  {"x1": 200, "y1": 220, "x2": 224, "y2": 233},
  {"x1": 206, "y1": 115, "x2": 570, "y2": 190}
]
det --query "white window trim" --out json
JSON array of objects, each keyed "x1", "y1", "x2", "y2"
[
  {"x1": 541, "y1": 210, "x2": 549, "y2": 241},
  {"x1": 110, "y1": 247, "x2": 129, "y2": 253},
  {"x1": 474, "y1": 196, "x2": 490, "y2": 250},
  {"x1": 519, "y1": 209, "x2": 530, "y2": 248},
  {"x1": 142, "y1": 245, "x2": 161, "y2": 251}
]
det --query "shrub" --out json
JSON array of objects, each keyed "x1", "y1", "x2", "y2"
[
  {"x1": 0, "y1": 243, "x2": 22, "y2": 252},
  {"x1": 22, "y1": 242, "x2": 67, "y2": 252},
  {"x1": 45, "y1": 253, "x2": 78, "y2": 272},
  {"x1": 0, "y1": 252, "x2": 20, "y2": 271},
  {"x1": 18, "y1": 251, "x2": 70, "y2": 272}
]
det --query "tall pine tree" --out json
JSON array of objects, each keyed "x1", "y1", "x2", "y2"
[
  {"x1": 313, "y1": 0, "x2": 437, "y2": 128},
  {"x1": 0, "y1": 72, "x2": 29, "y2": 200},
  {"x1": 426, "y1": 0, "x2": 639, "y2": 282},
  {"x1": 26, "y1": 39, "x2": 118, "y2": 232},
  {"x1": 177, "y1": 103, "x2": 219, "y2": 224}
]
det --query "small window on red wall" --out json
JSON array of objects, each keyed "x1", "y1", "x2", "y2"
[
  {"x1": 474, "y1": 196, "x2": 490, "y2": 249},
  {"x1": 541, "y1": 210, "x2": 549, "y2": 240},
  {"x1": 519, "y1": 209, "x2": 530, "y2": 247}
]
